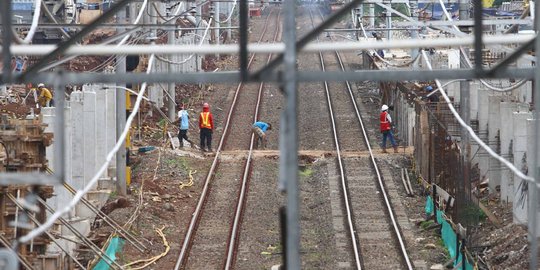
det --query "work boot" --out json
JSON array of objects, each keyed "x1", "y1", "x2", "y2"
[
  {"x1": 207, "y1": 147, "x2": 213, "y2": 152},
  {"x1": 393, "y1": 146, "x2": 399, "y2": 153},
  {"x1": 381, "y1": 147, "x2": 388, "y2": 153}
]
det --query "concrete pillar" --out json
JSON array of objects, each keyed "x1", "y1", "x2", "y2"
[
  {"x1": 83, "y1": 87, "x2": 97, "y2": 189},
  {"x1": 445, "y1": 50, "x2": 461, "y2": 102},
  {"x1": 476, "y1": 89, "x2": 490, "y2": 179},
  {"x1": 469, "y1": 81, "x2": 479, "y2": 120},
  {"x1": 70, "y1": 91, "x2": 85, "y2": 190},
  {"x1": 94, "y1": 84, "x2": 107, "y2": 178},
  {"x1": 513, "y1": 112, "x2": 532, "y2": 224},
  {"x1": 105, "y1": 84, "x2": 116, "y2": 171},
  {"x1": 527, "y1": 118, "x2": 540, "y2": 235},
  {"x1": 517, "y1": 57, "x2": 533, "y2": 103},
  {"x1": 487, "y1": 95, "x2": 508, "y2": 193},
  {"x1": 500, "y1": 102, "x2": 519, "y2": 202}
]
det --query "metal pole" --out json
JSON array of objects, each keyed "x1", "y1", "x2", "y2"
[
  {"x1": 459, "y1": 0, "x2": 470, "y2": 227},
  {"x1": 116, "y1": 5, "x2": 127, "y2": 196},
  {"x1": 369, "y1": 3, "x2": 375, "y2": 28},
  {"x1": 529, "y1": 0, "x2": 540, "y2": 268},
  {"x1": 216, "y1": 0, "x2": 221, "y2": 57},
  {"x1": 410, "y1": 0, "x2": 418, "y2": 60},
  {"x1": 227, "y1": 1, "x2": 232, "y2": 42},
  {"x1": 1, "y1": 0, "x2": 13, "y2": 84},
  {"x1": 386, "y1": 10, "x2": 392, "y2": 40},
  {"x1": 239, "y1": 0, "x2": 248, "y2": 80},
  {"x1": 472, "y1": 0, "x2": 483, "y2": 73},
  {"x1": 279, "y1": 0, "x2": 299, "y2": 268},
  {"x1": 168, "y1": 5, "x2": 176, "y2": 121}
]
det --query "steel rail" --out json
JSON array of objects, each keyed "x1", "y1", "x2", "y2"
[
  {"x1": 315, "y1": 8, "x2": 414, "y2": 270},
  {"x1": 308, "y1": 8, "x2": 363, "y2": 270},
  {"x1": 173, "y1": 8, "x2": 279, "y2": 269},
  {"x1": 224, "y1": 9, "x2": 282, "y2": 270}
]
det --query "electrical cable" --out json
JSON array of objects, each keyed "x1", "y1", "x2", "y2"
[
  {"x1": 437, "y1": 0, "x2": 529, "y2": 92},
  {"x1": 213, "y1": 0, "x2": 237, "y2": 24},
  {"x1": 156, "y1": 17, "x2": 213, "y2": 65},
  {"x1": 420, "y1": 50, "x2": 535, "y2": 184},
  {"x1": 18, "y1": 53, "x2": 156, "y2": 244},
  {"x1": 11, "y1": 0, "x2": 43, "y2": 44}
]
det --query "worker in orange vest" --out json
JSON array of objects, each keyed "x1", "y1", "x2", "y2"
[
  {"x1": 199, "y1": 102, "x2": 214, "y2": 152},
  {"x1": 380, "y1": 104, "x2": 398, "y2": 153}
]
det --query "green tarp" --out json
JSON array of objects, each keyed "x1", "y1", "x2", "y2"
[
  {"x1": 425, "y1": 198, "x2": 475, "y2": 270},
  {"x1": 94, "y1": 236, "x2": 125, "y2": 270}
]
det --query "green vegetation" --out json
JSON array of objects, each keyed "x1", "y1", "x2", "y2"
[
  {"x1": 420, "y1": 220, "x2": 435, "y2": 230},
  {"x1": 299, "y1": 166, "x2": 313, "y2": 178}
]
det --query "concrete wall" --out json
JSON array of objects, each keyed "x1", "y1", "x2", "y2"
[{"x1": 42, "y1": 85, "x2": 119, "y2": 257}]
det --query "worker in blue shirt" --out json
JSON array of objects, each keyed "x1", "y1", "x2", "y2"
[
  {"x1": 252, "y1": 121, "x2": 272, "y2": 149},
  {"x1": 176, "y1": 104, "x2": 194, "y2": 148}
]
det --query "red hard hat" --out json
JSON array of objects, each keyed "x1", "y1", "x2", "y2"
[{"x1": 203, "y1": 103, "x2": 209, "y2": 108}]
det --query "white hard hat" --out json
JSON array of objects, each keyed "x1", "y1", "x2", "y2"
[
  {"x1": 381, "y1": 104, "x2": 389, "y2": 111},
  {"x1": 37, "y1": 83, "x2": 45, "y2": 88}
]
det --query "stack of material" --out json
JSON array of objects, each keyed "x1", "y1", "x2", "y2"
[{"x1": 0, "y1": 114, "x2": 54, "y2": 268}]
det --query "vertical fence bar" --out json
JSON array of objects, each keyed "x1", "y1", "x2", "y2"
[
  {"x1": 116, "y1": 5, "x2": 127, "y2": 196},
  {"x1": 1, "y1": 0, "x2": 13, "y2": 84},
  {"x1": 239, "y1": 0, "x2": 248, "y2": 80},
  {"x1": 280, "y1": 0, "x2": 299, "y2": 268},
  {"x1": 472, "y1": 0, "x2": 483, "y2": 73},
  {"x1": 529, "y1": 0, "x2": 540, "y2": 268}
]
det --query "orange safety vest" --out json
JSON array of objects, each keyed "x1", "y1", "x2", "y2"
[
  {"x1": 380, "y1": 111, "x2": 391, "y2": 131},
  {"x1": 200, "y1": 112, "x2": 212, "y2": 129}
]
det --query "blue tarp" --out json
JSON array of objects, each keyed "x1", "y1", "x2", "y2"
[{"x1": 94, "y1": 237, "x2": 125, "y2": 270}]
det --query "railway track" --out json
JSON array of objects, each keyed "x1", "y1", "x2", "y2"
[
  {"x1": 308, "y1": 7, "x2": 413, "y2": 269},
  {"x1": 174, "y1": 7, "x2": 282, "y2": 270}
]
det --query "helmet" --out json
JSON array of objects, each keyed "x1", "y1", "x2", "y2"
[
  {"x1": 381, "y1": 104, "x2": 389, "y2": 111},
  {"x1": 425, "y1": 86, "x2": 433, "y2": 91},
  {"x1": 203, "y1": 103, "x2": 209, "y2": 108},
  {"x1": 37, "y1": 83, "x2": 45, "y2": 88}
]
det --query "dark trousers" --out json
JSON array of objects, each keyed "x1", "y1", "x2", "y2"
[
  {"x1": 178, "y1": 129, "x2": 193, "y2": 147},
  {"x1": 200, "y1": 128, "x2": 213, "y2": 150}
]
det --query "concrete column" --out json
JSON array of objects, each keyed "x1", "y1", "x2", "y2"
[
  {"x1": 83, "y1": 87, "x2": 97, "y2": 189},
  {"x1": 526, "y1": 118, "x2": 540, "y2": 236},
  {"x1": 476, "y1": 88, "x2": 491, "y2": 179},
  {"x1": 105, "y1": 84, "x2": 116, "y2": 171},
  {"x1": 70, "y1": 91, "x2": 85, "y2": 190},
  {"x1": 513, "y1": 112, "x2": 532, "y2": 224},
  {"x1": 487, "y1": 95, "x2": 506, "y2": 193},
  {"x1": 369, "y1": 4, "x2": 375, "y2": 28},
  {"x1": 469, "y1": 81, "x2": 479, "y2": 120},
  {"x1": 500, "y1": 102, "x2": 519, "y2": 202},
  {"x1": 94, "y1": 84, "x2": 107, "y2": 178}
]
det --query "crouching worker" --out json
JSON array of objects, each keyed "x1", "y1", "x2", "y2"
[{"x1": 252, "y1": 121, "x2": 272, "y2": 149}]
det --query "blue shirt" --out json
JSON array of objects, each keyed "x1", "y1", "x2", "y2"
[
  {"x1": 178, "y1": 110, "x2": 189, "y2": 130},
  {"x1": 253, "y1": 121, "x2": 269, "y2": 132}
]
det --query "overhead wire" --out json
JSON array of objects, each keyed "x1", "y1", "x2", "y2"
[
  {"x1": 18, "y1": 54, "x2": 157, "y2": 244},
  {"x1": 11, "y1": 0, "x2": 43, "y2": 44},
  {"x1": 436, "y1": 0, "x2": 529, "y2": 92},
  {"x1": 156, "y1": 17, "x2": 213, "y2": 65},
  {"x1": 213, "y1": 0, "x2": 237, "y2": 24}
]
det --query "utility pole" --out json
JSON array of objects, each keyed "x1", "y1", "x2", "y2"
[
  {"x1": 167, "y1": 3, "x2": 176, "y2": 121},
  {"x1": 116, "y1": 5, "x2": 127, "y2": 196},
  {"x1": 386, "y1": 10, "x2": 392, "y2": 40}
]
